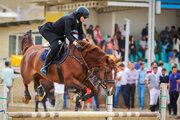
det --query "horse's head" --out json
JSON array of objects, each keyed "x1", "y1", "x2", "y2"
[{"x1": 93, "y1": 56, "x2": 116, "y2": 96}]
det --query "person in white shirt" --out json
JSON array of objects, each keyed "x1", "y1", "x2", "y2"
[
  {"x1": 139, "y1": 36, "x2": 147, "y2": 60},
  {"x1": 113, "y1": 63, "x2": 128, "y2": 108},
  {"x1": 157, "y1": 62, "x2": 164, "y2": 76},
  {"x1": 1, "y1": 61, "x2": 14, "y2": 106},
  {"x1": 54, "y1": 82, "x2": 64, "y2": 111},
  {"x1": 121, "y1": 24, "x2": 126, "y2": 37}
]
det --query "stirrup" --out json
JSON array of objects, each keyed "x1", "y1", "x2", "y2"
[{"x1": 40, "y1": 66, "x2": 48, "y2": 75}]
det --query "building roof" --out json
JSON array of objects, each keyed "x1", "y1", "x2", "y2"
[{"x1": 0, "y1": 19, "x2": 44, "y2": 27}]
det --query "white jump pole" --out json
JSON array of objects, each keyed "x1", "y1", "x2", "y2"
[
  {"x1": 7, "y1": 111, "x2": 159, "y2": 118},
  {"x1": 160, "y1": 83, "x2": 167, "y2": 120},
  {"x1": 0, "y1": 84, "x2": 7, "y2": 120},
  {"x1": 106, "y1": 95, "x2": 113, "y2": 120}
]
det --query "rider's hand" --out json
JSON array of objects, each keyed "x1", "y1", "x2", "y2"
[{"x1": 73, "y1": 40, "x2": 82, "y2": 51}]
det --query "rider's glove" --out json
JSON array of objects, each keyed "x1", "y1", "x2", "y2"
[{"x1": 73, "y1": 40, "x2": 82, "y2": 51}]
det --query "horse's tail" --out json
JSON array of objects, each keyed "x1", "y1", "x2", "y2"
[{"x1": 21, "y1": 30, "x2": 34, "y2": 54}]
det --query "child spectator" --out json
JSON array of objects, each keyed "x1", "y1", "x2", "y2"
[
  {"x1": 103, "y1": 35, "x2": 114, "y2": 55},
  {"x1": 144, "y1": 66, "x2": 160, "y2": 112}
]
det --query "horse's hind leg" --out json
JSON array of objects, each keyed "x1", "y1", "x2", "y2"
[
  {"x1": 24, "y1": 84, "x2": 31, "y2": 104},
  {"x1": 33, "y1": 74, "x2": 46, "y2": 100}
]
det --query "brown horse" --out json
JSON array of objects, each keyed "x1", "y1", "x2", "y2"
[{"x1": 21, "y1": 31, "x2": 116, "y2": 104}]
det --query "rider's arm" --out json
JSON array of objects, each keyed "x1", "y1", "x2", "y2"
[{"x1": 65, "y1": 18, "x2": 76, "y2": 44}]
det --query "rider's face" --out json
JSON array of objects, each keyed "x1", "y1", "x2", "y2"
[{"x1": 80, "y1": 16, "x2": 87, "y2": 23}]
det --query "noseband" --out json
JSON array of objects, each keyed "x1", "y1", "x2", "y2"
[{"x1": 95, "y1": 64, "x2": 116, "y2": 90}]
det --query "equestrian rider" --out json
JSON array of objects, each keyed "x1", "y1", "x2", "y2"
[{"x1": 39, "y1": 6, "x2": 89, "y2": 75}]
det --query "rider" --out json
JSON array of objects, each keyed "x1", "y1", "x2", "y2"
[{"x1": 39, "y1": 6, "x2": 89, "y2": 75}]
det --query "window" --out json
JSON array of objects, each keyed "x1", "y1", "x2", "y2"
[
  {"x1": 35, "y1": 36, "x2": 42, "y2": 45},
  {"x1": 9, "y1": 35, "x2": 16, "y2": 56},
  {"x1": 9, "y1": 33, "x2": 45, "y2": 56}
]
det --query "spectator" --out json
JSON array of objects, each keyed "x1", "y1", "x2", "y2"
[
  {"x1": 144, "y1": 66, "x2": 160, "y2": 112},
  {"x1": 113, "y1": 34, "x2": 121, "y2": 63},
  {"x1": 114, "y1": 63, "x2": 128, "y2": 109},
  {"x1": 160, "y1": 26, "x2": 169, "y2": 45},
  {"x1": 135, "y1": 58, "x2": 143, "y2": 70},
  {"x1": 94, "y1": 25, "x2": 104, "y2": 48},
  {"x1": 34, "y1": 92, "x2": 47, "y2": 112},
  {"x1": 172, "y1": 34, "x2": 180, "y2": 52},
  {"x1": 169, "y1": 26, "x2": 178, "y2": 41},
  {"x1": 82, "y1": 24, "x2": 87, "y2": 37},
  {"x1": 162, "y1": 37, "x2": 169, "y2": 61},
  {"x1": 129, "y1": 35, "x2": 139, "y2": 61},
  {"x1": 91, "y1": 69, "x2": 100, "y2": 111},
  {"x1": 87, "y1": 25, "x2": 94, "y2": 39},
  {"x1": 169, "y1": 49, "x2": 179, "y2": 67},
  {"x1": 178, "y1": 27, "x2": 180, "y2": 36},
  {"x1": 114, "y1": 24, "x2": 121, "y2": 39},
  {"x1": 63, "y1": 86, "x2": 69, "y2": 109},
  {"x1": 112, "y1": 34, "x2": 119, "y2": 51},
  {"x1": 141, "y1": 24, "x2": 148, "y2": 39},
  {"x1": 169, "y1": 66, "x2": 180, "y2": 118},
  {"x1": 87, "y1": 34, "x2": 96, "y2": 45},
  {"x1": 139, "y1": 36, "x2": 147, "y2": 60},
  {"x1": 154, "y1": 35, "x2": 162, "y2": 61},
  {"x1": 126, "y1": 62, "x2": 139, "y2": 110},
  {"x1": 103, "y1": 35, "x2": 114, "y2": 55},
  {"x1": 1, "y1": 61, "x2": 14, "y2": 107},
  {"x1": 54, "y1": 83, "x2": 64, "y2": 111},
  {"x1": 118, "y1": 35, "x2": 125, "y2": 61},
  {"x1": 121, "y1": 24, "x2": 126, "y2": 37},
  {"x1": 157, "y1": 62, "x2": 164, "y2": 75},
  {"x1": 159, "y1": 68, "x2": 171, "y2": 117},
  {"x1": 137, "y1": 62, "x2": 147, "y2": 110}
]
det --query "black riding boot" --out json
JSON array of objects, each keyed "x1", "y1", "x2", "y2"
[{"x1": 41, "y1": 49, "x2": 54, "y2": 75}]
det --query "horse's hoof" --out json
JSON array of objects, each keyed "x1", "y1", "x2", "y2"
[{"x1": 24, "y1": 96, "x2": 30, "y2": 104}]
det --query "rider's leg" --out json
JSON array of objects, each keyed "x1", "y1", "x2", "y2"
[{"x1": 41, "y1": 40, "x2": 60, "y2": 75}]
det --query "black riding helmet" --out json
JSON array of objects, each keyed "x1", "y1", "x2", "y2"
[{"x1": 76, "y1": 6, "x2": 89, "y2": 18}]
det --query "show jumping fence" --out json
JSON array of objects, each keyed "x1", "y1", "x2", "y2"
[{"x1": 0, "y1": 83, "x2": 167, "y2": 120}]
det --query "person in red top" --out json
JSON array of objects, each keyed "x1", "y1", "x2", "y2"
[{"x1": 94, "y1": 25, "x2": 104, "y2": 48}]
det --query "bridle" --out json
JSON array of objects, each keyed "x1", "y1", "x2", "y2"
[
  {"x1": 69, "y1": 45, "x2": 116, "y2": 90},
  {"x1": 94, "y1": 64, "x2": 116, "y2": 90},
  {"x1": 69, "y1": 46, "x2": 91, "y2": 82}
]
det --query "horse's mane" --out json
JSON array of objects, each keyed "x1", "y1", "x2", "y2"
[
  {"x1": 78, "y1": 41, "x2": 106, "y2": 58},
  {"x1": 21, "y1": 30, "x2": 34, "y2": 54}
]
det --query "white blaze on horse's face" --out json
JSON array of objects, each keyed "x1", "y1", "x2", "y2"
[{"x1": 112, "y1": 69, "x2": 115, "y2": 80}]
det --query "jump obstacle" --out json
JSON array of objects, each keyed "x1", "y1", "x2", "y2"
[{"x1": 0, "y1": 83, "x2": 167, "y2": 120}]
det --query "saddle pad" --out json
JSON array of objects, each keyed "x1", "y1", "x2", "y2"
[{"x1": 40, "y1": 44, "x2": 70, "y2": 64}]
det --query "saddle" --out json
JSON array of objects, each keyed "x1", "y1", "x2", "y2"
[
  {"x1": 40, "y1": 42, "x2": 70, "y2": 84},
  {"x1": 40, "y1": 42, "x2": 70, "y2": 64}
]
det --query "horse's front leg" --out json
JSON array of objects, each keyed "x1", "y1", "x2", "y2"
[
  {"x1": 67, "y1": 78, "x2": 87, "y2": 111},
  {"x1": 82, "y1": 79, "x2": 97, "y2": 101}
]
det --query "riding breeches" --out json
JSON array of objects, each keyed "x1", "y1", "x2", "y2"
[{"x1": 49, "y1": 40, "x2": 62, "y2": 57}]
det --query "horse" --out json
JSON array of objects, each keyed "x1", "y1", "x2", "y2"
[{"x1": 20, "y1": 30, "x2": 116, "y2": 105}]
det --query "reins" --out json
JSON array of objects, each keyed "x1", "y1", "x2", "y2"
[{"x1": 69, "y1": 46, "x2": 91, "y2": 83}]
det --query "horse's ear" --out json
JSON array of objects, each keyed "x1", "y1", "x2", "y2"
[{"x1": 105, "y1": 56, "x2": 114, "y2": 65}]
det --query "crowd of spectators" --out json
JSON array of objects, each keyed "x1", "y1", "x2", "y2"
[
  {"x1": 84, "y1": 24, "x2": 180, "y2": 65},
  {"x1": 81, "y1": 24, "x2": 180, "y2": 118}
]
